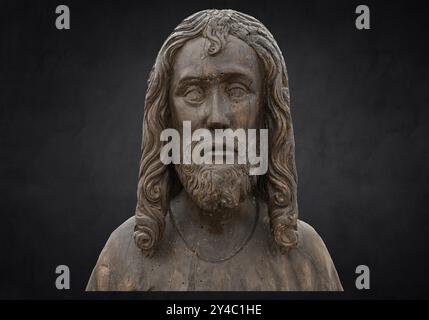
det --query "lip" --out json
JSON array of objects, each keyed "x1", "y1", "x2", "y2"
[
  {"x1": 205, "y1": 149, "x2": 236, "y2": 157},
  {"x1": 203, "y1": 142, "x2": 237, "y2": 158},
  {"x1": 209, "y1": 141, "x2": 236, "y2": 151}
]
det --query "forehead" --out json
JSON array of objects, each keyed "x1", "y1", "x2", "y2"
[{"x1": 172, "y1": 36, "x2": 260, "y2": 81}]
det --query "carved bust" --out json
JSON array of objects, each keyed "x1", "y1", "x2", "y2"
[{"x1": 86, "y1": 9, "x2": 343, "y2": 291}]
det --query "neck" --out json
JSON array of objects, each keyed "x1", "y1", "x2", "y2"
[{"x1": 170, "y1": 189, "x2": 259, "y2": 262}]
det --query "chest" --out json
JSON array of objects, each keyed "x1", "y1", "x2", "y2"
[{"x1": 121, "y1": 235, "x2": 315, "y2": 291}]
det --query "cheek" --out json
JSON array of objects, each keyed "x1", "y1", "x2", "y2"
[
  {"x1": 231, "y1": 95, "x2": 263, "y2": 129},
  {"x1": 170, "y1": 97, "x2": 206, "y2": 130}
]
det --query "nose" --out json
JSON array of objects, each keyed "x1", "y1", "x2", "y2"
[{"x1": 206, "y1": 88, "x2": 230, "y2": 130}]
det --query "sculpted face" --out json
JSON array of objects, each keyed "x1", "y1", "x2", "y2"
[
  {"x1": 169, "y1": 36, "x2": 264, "y2": 212},
  {"x1": 170, "y1": 35, "x2": 263, "y2": 132}
]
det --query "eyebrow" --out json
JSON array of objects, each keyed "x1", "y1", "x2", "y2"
[{"x1": 175, "y1": 66, "x2": 255, "y2": 87}]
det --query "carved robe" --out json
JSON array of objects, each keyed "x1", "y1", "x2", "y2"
[{"x1": 86, "y1": 200, "x2": 343, "y2": 291}]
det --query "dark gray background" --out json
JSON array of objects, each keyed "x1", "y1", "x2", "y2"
[{"x1": 1, "y1": 0, "x2": 428, "y2": 299}]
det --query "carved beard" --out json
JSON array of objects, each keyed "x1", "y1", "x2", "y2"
[{"x1": 174, "y1": 163, "x2": 256, "y2": 213}]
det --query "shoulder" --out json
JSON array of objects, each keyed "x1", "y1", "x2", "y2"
[
  {"x1": 104, "y1": 216, "x2": 136, "y2": 253},
  {"x1": 86, "y1": 217, "x2": 139, "y2": 291},
  {"x1": 296, "y1": 219, "x2": 332, "y2": 263},
  {"x1": 86, "y1": 215, "x2": 182, "y2": 291},
  {"x1": 99, "y1": 216, "x2": 136, "y2": 264},
  {"x1": 287, "y1": 219, "x2": 343, "y2": 291}
]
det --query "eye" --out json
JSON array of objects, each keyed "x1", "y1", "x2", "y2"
[
  {"x1": 183, "y1": 86, "x2": 205, "y2": 103},
  {"x1": 226, "y1": 84, "x2": 248, "y2": 100}
]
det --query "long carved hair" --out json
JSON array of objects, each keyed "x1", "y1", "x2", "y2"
[{"x1": 134, "y1": 9, "x2": 299, "y2": 256}]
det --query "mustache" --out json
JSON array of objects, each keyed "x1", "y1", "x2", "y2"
[
  {"x1": 187, "y1": 139, "x2": 237, "y2": 151},
  {"x1": 184, "y1": 140, "x2": 239, "y2": 161}
]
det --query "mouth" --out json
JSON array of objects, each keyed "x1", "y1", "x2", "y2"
[
  {"x1": 204, "y1": 149, "x2": 236, "y2": 157},
  {"x1": 205, "y1": 142, "x2": 236, "y2": 160}
]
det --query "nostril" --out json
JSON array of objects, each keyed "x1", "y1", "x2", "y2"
[
  {"x1": 206, "y1": 113, "x2": 230, "y2": 130},
  {"x1": 207, "y1": 120, "x2": 229, "y2": 130}
]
